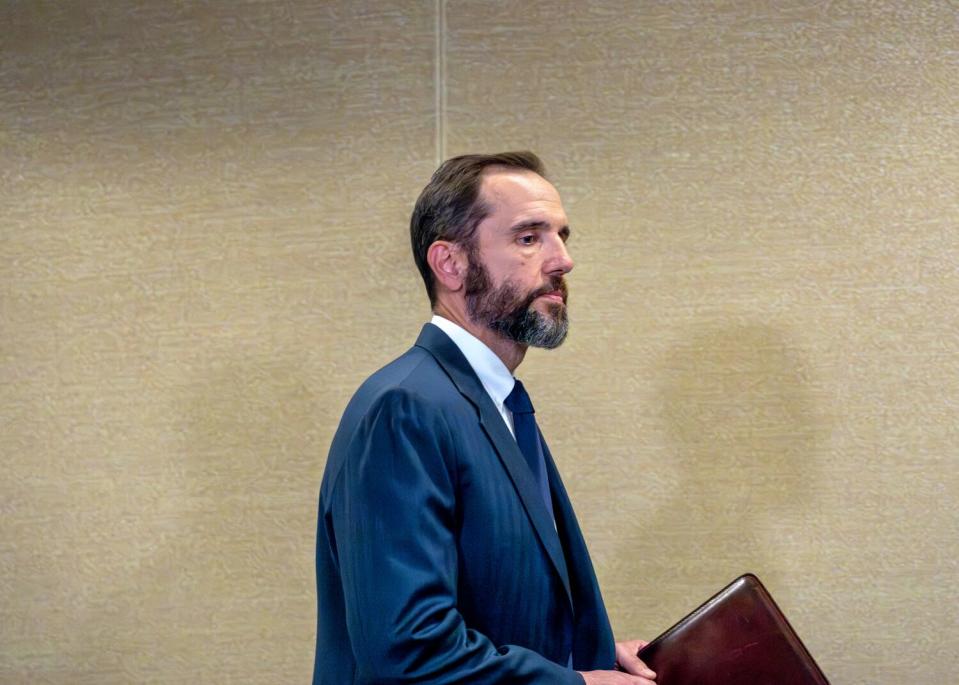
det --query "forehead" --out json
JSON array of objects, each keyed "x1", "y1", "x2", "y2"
[{"x1": 477, "y1": 168, "x2": 567, "y2": 228}]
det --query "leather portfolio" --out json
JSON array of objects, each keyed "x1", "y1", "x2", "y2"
[{"x1": 637, "y1": 573, "x2": 830, "y2": 684}]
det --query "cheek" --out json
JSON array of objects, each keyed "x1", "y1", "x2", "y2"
[{"x1": 488, "y1": 256, "x2": 530, "y2": 282}]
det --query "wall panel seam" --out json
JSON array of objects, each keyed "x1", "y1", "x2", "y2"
[{"x1": 434, "y1": 0, "x2": 447, "y2": 165}]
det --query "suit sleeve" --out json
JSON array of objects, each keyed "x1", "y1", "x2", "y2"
[{"x1": 327, "y1": 388, "x2": 583, "y2": 685}]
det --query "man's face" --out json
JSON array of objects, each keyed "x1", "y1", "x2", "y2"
[{"x1": 464, "y1": 169, "x2": 574, "y2": 349}]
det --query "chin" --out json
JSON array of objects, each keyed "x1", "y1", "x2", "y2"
[{"x1": 536, "y1": 300, "x2": 566, "y2": 317}]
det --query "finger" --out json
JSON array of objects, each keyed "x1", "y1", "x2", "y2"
[
  {"x1": 585, "y1": 673, "x2": 655, "y2": 685},
  {"x1": 622, "y1": 676, "x2": 656, "y2": 685},
  {"x1": 614, "y1": 644, "x2": 656, "y2": 680}
]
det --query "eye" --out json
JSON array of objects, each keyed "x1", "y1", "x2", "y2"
[{"x1": 518, "y1": 233, "x2": 537, "y2": 246}]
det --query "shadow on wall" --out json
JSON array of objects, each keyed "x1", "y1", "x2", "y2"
[{"x1": 635, "y1": 322, "x2": 827, "y2": 599}]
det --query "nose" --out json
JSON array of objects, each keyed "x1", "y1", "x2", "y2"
[{"x1": 546, "y1": 233, "x2": 574, "y2": 276}]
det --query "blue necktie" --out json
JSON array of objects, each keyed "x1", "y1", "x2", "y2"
[{"x1": 504, "y1": 379, "x2": 555, "y2": 520}]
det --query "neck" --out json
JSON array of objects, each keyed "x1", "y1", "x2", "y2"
[{"x1": 432, "y1": 299, "x2": 527, "y2": 373}]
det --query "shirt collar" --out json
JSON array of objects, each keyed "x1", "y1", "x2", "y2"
[{"x1": 430, "y1": 315, "x2": 515, "y2": 407}]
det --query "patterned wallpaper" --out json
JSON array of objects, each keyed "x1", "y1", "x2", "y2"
[{"x1": 2, "y1": 2, "x2": 956, "y2": 683}]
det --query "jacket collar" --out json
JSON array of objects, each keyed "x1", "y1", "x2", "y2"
[{"x1": 414, "y1": 323, "x2": 573, "y2": 607}]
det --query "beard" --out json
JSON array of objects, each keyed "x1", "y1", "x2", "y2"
[{"x1": 464, "y1": 254, "x2": 569, "y2": 349}]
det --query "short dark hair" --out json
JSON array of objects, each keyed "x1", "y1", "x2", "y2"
[{"x1": 410, "y1": 151, "x2": 546, "y2": 305}]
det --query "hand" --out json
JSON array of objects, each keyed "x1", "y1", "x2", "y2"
[
  {"x1": 614, "y1": 639, "x2": 655, "y2": 678},
  {"x1": 578, "y1": 668, "x2": 655, "y2": 685},
  {"x1": 578, "y1": 640, "x2": 656, "y2": 685}
]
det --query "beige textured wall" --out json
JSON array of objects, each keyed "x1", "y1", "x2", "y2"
[{"x1": 2, "y1": 2, "x2": 956, "y2": 683}]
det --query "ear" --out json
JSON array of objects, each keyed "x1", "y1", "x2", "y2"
[{"x1": 427, "y1": 240, "x2": 467, "y2": 294}]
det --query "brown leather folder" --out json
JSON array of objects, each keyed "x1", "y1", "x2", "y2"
[{"x1": 637, "y1": 574, "x2": 830, "y2": 685}]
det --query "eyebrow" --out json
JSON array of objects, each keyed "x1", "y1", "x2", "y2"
[{"x1": 508, "y1": 219, "x2": 571, "y2": 240}]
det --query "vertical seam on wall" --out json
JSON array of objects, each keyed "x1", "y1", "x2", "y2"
[{"x1": 434, "y1": 0, "x2": 447, "y2": 166}]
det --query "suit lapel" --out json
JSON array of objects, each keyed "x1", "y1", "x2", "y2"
[
  {"x1": 541, "y1": 436, "x2": 615, "y2": 667},
  {"x1": 414, "y1": 324, "x2": 573, "y2": 608}
]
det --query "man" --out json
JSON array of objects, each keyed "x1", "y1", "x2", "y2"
[{"x1": 313, "y1": 152, "x2": 656, "y2": 684}]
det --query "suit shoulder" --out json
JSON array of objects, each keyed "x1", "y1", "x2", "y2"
[
  {"x1": 325, "y1": 346, "x2": 460, "y2": 460},
  {"x1": 355, "y1": 344, "x2": 453, "y2": 406},
  {"x1": 320, "y1": 346, "x2": 462, "y2": 500}
]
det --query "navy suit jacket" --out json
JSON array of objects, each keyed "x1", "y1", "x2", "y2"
[{"x1": 313, "y1": 324, "x2": 615, "y2": 684}]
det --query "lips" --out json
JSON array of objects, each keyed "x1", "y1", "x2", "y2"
[
  {"x1": 537, "y1": 290, "x2": 566, "y2": 304},
  {"x1": 529, "y1": 278, "x2": 568, "y2": 308}
]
